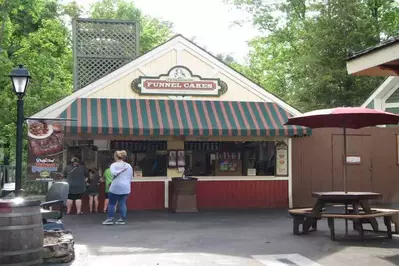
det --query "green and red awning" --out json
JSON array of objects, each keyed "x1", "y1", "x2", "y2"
[{"x1": 59, "y1": 98, "x2": 310, "y2": 137}]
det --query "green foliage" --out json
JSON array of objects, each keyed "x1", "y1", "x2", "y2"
[
  {"x1": 216, "y1": 53, "x2": 237, "y2": 65},
  {"x1": 0, "y1": 0, "x2": 174, "y2": 172},
  {"x1": 0, "y1": 0, "x2": 72, "y2": 161},
  {"x1": 90, "y1": 0, "x2": 173, "y2": 54},
  {"x1": 229, "y1": 0, "x2": 398, "y2": 112}
]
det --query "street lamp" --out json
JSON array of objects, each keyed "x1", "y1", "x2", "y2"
[{"x1": 9, "y1": 65, "x2": 31, "y2": 196}]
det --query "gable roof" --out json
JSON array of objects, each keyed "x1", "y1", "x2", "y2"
[
  {"x1": 347, "y1": 36, "x2": 399, "y2": 61},
  {"x1": 32, "y1": 34, "x2": 302, "y2": 119},
  {"x1": 361, "y1": 76, "x2": 399, "y2": 107}
]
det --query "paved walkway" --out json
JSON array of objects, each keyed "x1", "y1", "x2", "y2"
[{"x1": 51, "y1": 210, "x2": 399, "y2": 266}]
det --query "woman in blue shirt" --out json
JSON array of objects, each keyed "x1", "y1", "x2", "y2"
[{"x1": 102, "y1": 150, "x2": 133, "y2": 225}]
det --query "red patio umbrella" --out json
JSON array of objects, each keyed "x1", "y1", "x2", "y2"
[{"x1": 285, "y1": 107, "x2": 399, "y2": 192}]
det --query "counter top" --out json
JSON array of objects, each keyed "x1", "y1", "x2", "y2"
[{"x1": 131, "y1": 176, "x2": 289, "y2": 182}]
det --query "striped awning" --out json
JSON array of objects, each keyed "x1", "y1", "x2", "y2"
[{"x1": 59, "y1": 98, "x2": 310, "y2": 137}]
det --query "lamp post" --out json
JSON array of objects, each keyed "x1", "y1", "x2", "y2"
[{"x1": 9, "y1": 65, "x2": 31, "y2": 196}]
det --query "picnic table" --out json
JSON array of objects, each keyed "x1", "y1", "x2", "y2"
[
  {"x1": 306, "y1": 192, "x2": 382, "y2": 231},
  {"x1": 288, "y1": 191, "x2": 399, "y2": 240}
]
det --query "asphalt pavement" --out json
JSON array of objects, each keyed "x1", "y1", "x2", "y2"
[{"x1": 48, "y1": 209, "x2": 399, "y2": 266}]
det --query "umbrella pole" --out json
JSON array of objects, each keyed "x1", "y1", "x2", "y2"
[
  {"x1": 343, "y1": 126, "x2": 349, "y2": 236},
  {"x1": 343, "y1": 126, "x2": 348, "y2": 193}
]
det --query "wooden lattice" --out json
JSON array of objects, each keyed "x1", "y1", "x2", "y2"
[{"x1": 72, "y1": 18, "x2": 140, "y2": 90}]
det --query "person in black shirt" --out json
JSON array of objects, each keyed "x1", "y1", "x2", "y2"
[
  {"x1": 63, "y1": 157, "x2": 88, "y2": 214},
  {"x1": 86, "y1": 168, "x2": 101, "y2": 213}
]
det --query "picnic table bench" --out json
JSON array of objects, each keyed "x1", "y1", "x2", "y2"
[{"x1": 289, "y1": 207, "x2": 399, "y2": 241}]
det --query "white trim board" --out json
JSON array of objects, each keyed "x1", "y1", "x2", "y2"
[
  {"x1": 288, "y1": 138, "x2": 293, "y2": 208},
  {"x1": 347, "y1": 41, "x2": 399, "y2": 75},
  {"x1": 31, "y1": 35, "x2": 302, "y2": 119},
  {"x1": 361, "y1": 77, "x2": 399, "y2": 108},
  {"x1": 132, "y1": 176, "x2": 289, "y2": 182},
  {"x1": 382, "y1": 80, "x2": 399, "y2": 102},
  {"x1": 384, "y1": 103, "x2": 399, "y2": 108}
]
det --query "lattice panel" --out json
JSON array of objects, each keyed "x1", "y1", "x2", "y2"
[
  {"x1": 73, "y1": 18, "x2": 139, "y2": 90},
  {"x1": 77, "y1": 58, "x2": 131, "y2": 89}
]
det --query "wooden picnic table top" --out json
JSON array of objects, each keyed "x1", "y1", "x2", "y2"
[{"x1": 312, "y1": 191, "x2": 382, "y2": 201}]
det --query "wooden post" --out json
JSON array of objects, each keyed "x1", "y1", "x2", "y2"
[
  {"x1": 328, "y1": 218, "x2": 335, "y2": 241},
  {"x1": 391, "y1": 213, "x2": 399, "y2": 234}
]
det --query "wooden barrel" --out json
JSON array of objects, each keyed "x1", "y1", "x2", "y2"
[{"x1": 0, "y1": 199, "x2": 43, "y2": 266}]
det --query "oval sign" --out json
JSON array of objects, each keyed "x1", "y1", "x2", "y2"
[{"x1": 40, "y1": 171, "x2": 50, "y2": 178}]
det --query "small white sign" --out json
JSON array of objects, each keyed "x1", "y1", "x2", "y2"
[
  {"x1": 346, "y1": 156, "x2": 361, "y2": 164},
  {"x1": 133, "y1": 170, "x2": 142, "y2": 178},
  {"x1": 247, "y1": 168, "x2": 256, "y2": 176}
]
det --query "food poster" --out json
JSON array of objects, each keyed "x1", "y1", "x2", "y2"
[
  {"x1": 275, "y1": 142, "x2": 288, "y2": 176},
  {"x1": 177, "y1": 150, "x2": 185, "y2": 167},
  {"x1": 168, "y1": 150, "x2": 177, "y2": 167},
  {"x1": 27, "y1": 120, "x2": 65, "y2": 181}
]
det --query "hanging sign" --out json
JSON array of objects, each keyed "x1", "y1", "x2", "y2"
[
  {"x1": 131, "y1": 66, "x2": 228, "y2": 96},
  {"x1": 27, "y1": 120, "x2": 65, "y2": 181},
  {"x1": 346, "y1": 156, "x2": 361, "y2": 165},
  {"x1": 275, "y1": 141, "x2": 288, "y2": 177}
]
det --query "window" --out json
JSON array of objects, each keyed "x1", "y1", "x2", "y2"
[
  {"x1": 242, "y1": 142, "x2": 275, "y2": 176},
  {"x1": 132, "y1": 151, "x2": 167, "y2": 177},
  {"x1": 110, "y1": 141, "x2": 167, "y2": 177},
  {"x1": 185, "y1": 141, "x2": 276, "y2": 177}
]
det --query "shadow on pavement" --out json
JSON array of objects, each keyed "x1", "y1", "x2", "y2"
[
  {"x1": 54, "y1": 209, "x2": 399, "y2": 266},
  {"x1": 380, "y1": 254, "x2": 399, "y2": 265}
]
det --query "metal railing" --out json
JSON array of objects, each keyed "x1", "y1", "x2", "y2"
[
  {"x1": 0, "y1": 165, "x2": 47, "y2": 195},
  {"x1": 0, "y1": 165, "x2": 16, "y2": 189}
]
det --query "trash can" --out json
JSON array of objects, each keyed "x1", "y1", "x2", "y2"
[{"x1": 170, "y1": 177, "x2": 198, "y2": 213}]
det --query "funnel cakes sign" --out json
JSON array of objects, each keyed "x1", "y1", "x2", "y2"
[{"x1": 131, "y1": 66, "x2": 228, "y2": 96}]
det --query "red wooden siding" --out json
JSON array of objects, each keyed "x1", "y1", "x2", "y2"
[
  {"x1": 196, "y1": 180, "x2": 288, "y2": 209},
  {"x1": 72, "y1": 182, "x2": 165, "y2": 214},
  {"x1": 127, "y1": 182, "x2": 165, "y2": 210},
  {"x1": 70, "y1": 180, "x2": 287, "y2": 213}
]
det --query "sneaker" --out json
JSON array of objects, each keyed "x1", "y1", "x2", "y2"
[
  {"x1": 102, "y1": 218, "x2": 114, "y2": 225},
  {"x1": 115, "y1": 218, "x2": 126, "y2": 225}
]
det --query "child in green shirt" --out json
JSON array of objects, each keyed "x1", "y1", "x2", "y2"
[{"x1": 101, "y1": 166, "x2": 113, "y2": 213}]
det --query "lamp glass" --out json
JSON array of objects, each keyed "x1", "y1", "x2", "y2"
[{"x1": 12, "y1": 76, "x2": 29, "y2": 94}]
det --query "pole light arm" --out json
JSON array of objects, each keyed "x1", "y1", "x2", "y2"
[{"x1": 24, "y1": 117, "x2": 78, "y2": 122}]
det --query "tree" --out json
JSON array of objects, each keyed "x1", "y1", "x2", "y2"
[
  {"x1": 90, "y1": 0, "x2": 173, "y2": 54},
  {"x1": 0, "y1": 0, "x2": 173, "y2": 193},
  {"x1": 216, "y1": 53, "x2": 236, "y2": 65},
  {"x1": 0, "y1": 0, "x2": 174, "y2": 167},
  {"x1": 0, "y1": 0, "x2": 74, "y2": 193},
  {"x1": 0, "y1": 0, "x2": 73, "y2": 161},
  {"x1": 229, "y1": 0, "x2": 399, "y2": 111}
]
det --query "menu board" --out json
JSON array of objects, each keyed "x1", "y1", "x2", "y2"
[
  {"x1": 275, "y1": 142, "x2": 288, "y2": 176},
  {"x1": 27, "y1": 120, "x2": 65, "y2": 181},
  {"x1": 217, "y1": 152, "x2": 241, "y2": 172}
]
